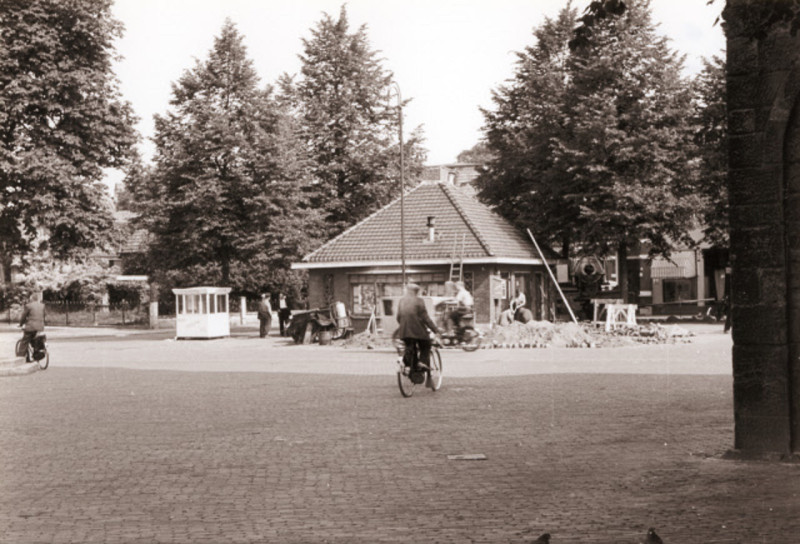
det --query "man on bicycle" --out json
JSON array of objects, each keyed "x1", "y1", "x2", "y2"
[
  {"x1": 449, "y1": 281, "x2": 474, "y2": 331},
  {"x1": 396, "y1": 283, "x2": 440, "y2": 371},
  {"x1": 19, "y1": 292, "x2": 45, "y2": 362}
]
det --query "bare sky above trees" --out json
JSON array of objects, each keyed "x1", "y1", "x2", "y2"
[{"x1": 110, "y1": 0, "x2": 724, "y2": 172}]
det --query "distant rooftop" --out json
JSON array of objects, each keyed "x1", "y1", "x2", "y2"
[{"x1": 421, "y1": 163, "x2": 483, "y2": 187}]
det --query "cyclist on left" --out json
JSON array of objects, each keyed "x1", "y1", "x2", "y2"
[{"x1": 19, "y1": 292, "x2": 45, "y2": 362}]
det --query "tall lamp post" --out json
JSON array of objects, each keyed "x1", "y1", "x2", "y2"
[{"x1": 393, "y1": 82, "x2": 406, "y2": 287}]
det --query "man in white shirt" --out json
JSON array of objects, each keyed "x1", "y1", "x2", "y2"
[
  {"x1": 278, "y1": 293, "x2": 292, "y2": 336},
  {"x1": 450, "y1": 281, "x2": 473, "y2": 330}
]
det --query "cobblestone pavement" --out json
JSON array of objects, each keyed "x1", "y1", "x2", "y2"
[{"x1": 1, "y1": 331, "x2": 799, "y2": 543}]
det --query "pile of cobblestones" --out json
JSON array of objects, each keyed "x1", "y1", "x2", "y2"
[
  {"x1": 341, "y1": 321, "x2": 693, "y2": 350},
  {"x1": 482, "y1": 321, "x2": 693, "y2": 349},
  {"x1": 342, "y1": 331, "x2": 393, "y2": 350},
  {"x1": 484, "y1": 321, "x2": 595, "y2": 348}
]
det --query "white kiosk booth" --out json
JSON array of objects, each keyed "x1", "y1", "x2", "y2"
[{"x1": 173, "y1": 286, "x2": 232, "y2": 339}]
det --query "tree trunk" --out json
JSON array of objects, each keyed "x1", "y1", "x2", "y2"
[
  {"x1": 1, "y1": 252, "x2": 12, "y2": 289},
  {"x1": 617, "y1": 241, "x2": 629, "y2": 304},
  {"x1": 221, "y1": 257, "x2": 231, "y2": 286},
  {"x1": 561, "y1": 237, "x2": 570, "y2": 260}
]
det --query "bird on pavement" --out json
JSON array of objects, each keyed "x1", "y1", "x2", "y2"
[
  {"x1": 532, "y1": 533, "x2": 551, "y2": 544},
  {"x1": 643, "y1": 527, "x2": 664, "y2": 544}
]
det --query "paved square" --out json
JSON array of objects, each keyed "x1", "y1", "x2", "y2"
[{"x1": 1, "y1": 327, "x2": 798, "y2": 543}]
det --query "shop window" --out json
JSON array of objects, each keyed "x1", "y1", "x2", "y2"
[
  {"x1": 352, "y1": 283, "x2": 377, "y2": 314},
  {"x1": 217, "y1": 294, "x2": 227, "y2": 313},
  {"x1": 663, "y1": 278, "x2": 693, "y2": 303}
]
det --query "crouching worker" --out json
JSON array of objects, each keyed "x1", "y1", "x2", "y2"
[{"x1": 395, "y1": 283, "x2": 440, "y2": 371}]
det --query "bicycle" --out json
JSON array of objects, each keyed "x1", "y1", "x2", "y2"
[
  {"x1": 15, "y1": 333, "x2": 49, "y2": 370},
  {"x1": 395, "y1": 336, "x2": 443, "y2": 397},
  {"x1": 440, "y1": 323, "x2": 482, "y2": 352}
]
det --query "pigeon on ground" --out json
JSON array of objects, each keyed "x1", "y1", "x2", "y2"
[
  {"x1": 643, "y1": 527, "x2": 664, "y2": 544},
  {"x1": 532, "y1": 533, "x2": 551, "y2": 544}
]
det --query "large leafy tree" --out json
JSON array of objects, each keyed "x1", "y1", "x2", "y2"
[
  {"x1": 477, "y1": 4, "x2": 579, "y2": 258},
  {"x1": 292, "y1": 6, "x2": 426, "y2": 237},
  {"x1": 132, "y1": 20, "x2": 321, "y2": 293},
  {"x1": 480, "y1": 0, "x2": 700, "y2": 301},
  {"x1": 0, "y1": 0, "x2": 136, "y2": 285},
  {"x1": 692, "y1": 55, "x2": 727, "y2": 246},
  {"x1": 556, "y1": 0, "x2": 700, "y2": 301}
]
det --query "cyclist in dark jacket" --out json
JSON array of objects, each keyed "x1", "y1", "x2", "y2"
[
  {"x1": 19, "y1": 293, "x2": 45, "y2": 362},
  {"x1": 395, "y1": 283, "x2": 440, "y2": 370}
]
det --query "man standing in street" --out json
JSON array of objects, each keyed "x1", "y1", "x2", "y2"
[
  {"x1": 396, "y1": 283, "x2": 440, "y2": 371},
  {"x1": 257, "y1": 293, "x2": 272, "y2": 338},
  {"x1": 278, "y1": 293, "x2": 291, "y2": 337},
  {"x1": 19, "y1": 292, "x2": 45, "y2": 362}
]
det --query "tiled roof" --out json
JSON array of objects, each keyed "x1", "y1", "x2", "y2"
[{"x1": 301, "y1": 182, "x2": 556, "y2": 264}]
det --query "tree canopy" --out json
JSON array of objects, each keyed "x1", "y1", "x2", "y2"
[
  {"x1": 129, "y1": 20, "x2": 321, "y2": 296},
  {"x1": 290, "y1": 6, "x2": 426, "y2": 237},
  {"x1": 0, "y1": 0, "x2": 136, "y2": 284},
  {"x1": 478, "y1": 0, "x2": 702, "y2": 301},
  {"x1": 692, "y1": 55, "x2": 727, "y2": 246}
]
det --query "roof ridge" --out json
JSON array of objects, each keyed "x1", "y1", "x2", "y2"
[
  {"x1": 302, "y1": 183, "x2": 426, "y2": 262},
  {"x1": 439, "y1": 183, "x2": 494, "y2": 257}
]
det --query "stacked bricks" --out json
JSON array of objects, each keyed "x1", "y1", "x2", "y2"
[{"x1": 727, "y1": 2, "x2": 800, "y2": 453}]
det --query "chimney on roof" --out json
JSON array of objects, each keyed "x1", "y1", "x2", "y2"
[{"x1": 427, "y1": 216, "x2": 436, "y2": 242}]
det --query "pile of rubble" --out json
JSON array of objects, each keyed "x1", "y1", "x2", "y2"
[
  {"x1": 483, "y1": 321, "x2": 596, "y2": 348},
  {"x1": 481, "y1": 321, "x2": 693, "y2": 349},
  {"x1": 342, "y1": 331, "x2": 394, "y2": 350},
  {"x1": 340, "y1": 321, "x2": 693, "y2": 350}
]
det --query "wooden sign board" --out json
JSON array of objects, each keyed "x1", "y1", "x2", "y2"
[{"x1": 490, "y1": 275, "x2": 507, "y2": 300}]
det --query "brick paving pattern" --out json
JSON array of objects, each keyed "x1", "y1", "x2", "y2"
[{"x1": 1, "y1": 330, "x2": 798, "y2": 543}]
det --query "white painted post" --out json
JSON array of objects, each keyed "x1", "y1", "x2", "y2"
[{"x1": 240, "y1": 296, "x2": 247, "y2": 325}]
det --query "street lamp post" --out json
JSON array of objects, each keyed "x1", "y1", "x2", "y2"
[{"x1": 393, "y1": 82, "x2": 406, "y2": 287}]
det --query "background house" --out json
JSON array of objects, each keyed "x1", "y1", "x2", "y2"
[
  {"x1": 421, "y1": 163, "x2": 482, "y2": 187},
  {"x1": 598, "y1": 231, "x2": 729, "y2": 316},
  {"x1": 292, "y1": 182, "x2": 564, "y2": 333}
]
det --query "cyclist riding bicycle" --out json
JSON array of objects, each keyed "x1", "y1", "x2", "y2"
[
  {"x1": 448, "y1": 280, "x2": 474, "y2": 332},
  {"x1": 396, "y1": 283, "x2": 441, "y2": 372},
  {"x1": 19, "y1": 292, "x2": 45, "y2": 362}
]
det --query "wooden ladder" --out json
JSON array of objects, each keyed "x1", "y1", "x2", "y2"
[{"x1": 449, "y1": 234, "x2": 466, "y2": 284}]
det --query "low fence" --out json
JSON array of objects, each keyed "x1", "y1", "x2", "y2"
[{"x1": 4, "y1": 302, "x2": 148, "y2": 328}]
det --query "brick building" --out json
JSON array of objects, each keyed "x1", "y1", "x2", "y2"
[{"x1": 292, "y1": 182, "x2": 563, "y2": 331}]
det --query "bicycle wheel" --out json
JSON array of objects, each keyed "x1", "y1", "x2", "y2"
[
  {"x1": 427, "y1": 347, "x2": 443, "y2": 391},
  {"x1": 37, "y1": 351, "x2": 49, "y2": 370},
  {"x1": 397, "y1": 359, "x2": 417, "y2": 397},
  {"x1": 460, "y1": 327, "x2": 482, "y2": 352}
]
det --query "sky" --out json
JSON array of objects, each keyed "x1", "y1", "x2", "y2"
[{"x1": 109, "y1": 0, "x2": 725, "y2": 180}]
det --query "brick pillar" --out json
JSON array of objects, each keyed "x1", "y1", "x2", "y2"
[
  {"x1": 727, "y1": 6, "x2": 800, "y2": 454},
  {"x1": 787, "y1": 97, "x2": 800, "y2": 452}
]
